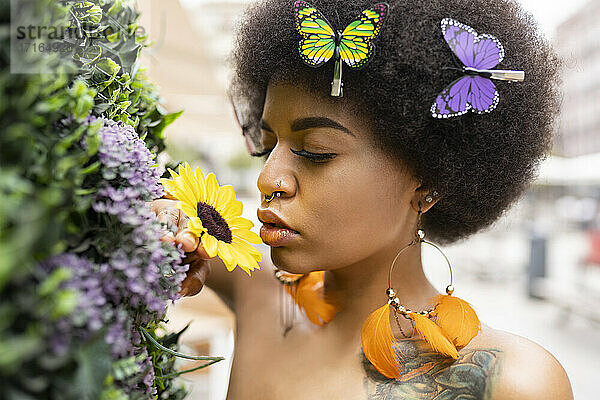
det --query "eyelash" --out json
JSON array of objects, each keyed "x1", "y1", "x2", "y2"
[{"x1": 251, "y1": 148, "x2": 336, "y2": 162}]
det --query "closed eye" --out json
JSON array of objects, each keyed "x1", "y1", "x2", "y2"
[{"x1": 250, "y1": 148, "x2": 336, "y2": 163}]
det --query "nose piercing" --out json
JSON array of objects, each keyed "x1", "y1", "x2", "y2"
[
  {"x1": 265, "y1": 180, "x2": 282, "y2": 203},
  {"x1": 265, "y1": 192, "x2": 281, "y2": 203}
]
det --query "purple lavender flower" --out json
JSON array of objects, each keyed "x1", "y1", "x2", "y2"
[
  {"x1": 95, "y1": 118, "x2": 164, "y2": 200},
  {"x1": 37, "y1": 117, "x2": 190, "y2": 396}
]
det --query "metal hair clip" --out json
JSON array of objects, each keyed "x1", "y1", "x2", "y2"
[{"x1": 463, "y1": 67, "x2": 524, "y2": 82}]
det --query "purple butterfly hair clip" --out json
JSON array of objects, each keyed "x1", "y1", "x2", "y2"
[{"x1": 431, "y1": 18, "x2": 525, "y2": 119}]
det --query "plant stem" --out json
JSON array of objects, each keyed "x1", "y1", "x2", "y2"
[
  {"x1": 157, "y1": 358, "x2": 224, "y2": 380},
  {"x1": 139, "y1": 327, "x2": 225, "y2": 361}
]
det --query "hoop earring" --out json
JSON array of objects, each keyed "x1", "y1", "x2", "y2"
[
  {"x1": 360, "y1": 200, "x2": 481, "y2": 380},
  {"x1": 273, "y1": 267, "x2": 338, "y2": 336}
]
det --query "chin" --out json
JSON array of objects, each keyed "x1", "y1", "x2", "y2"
[{"x1": 269, "y1": 248, "x2": 319, "y2": 275}]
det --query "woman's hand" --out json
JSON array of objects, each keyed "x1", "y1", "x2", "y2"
[{"x1": 150, "y1": 199, "x2": 215, "y2": 297}]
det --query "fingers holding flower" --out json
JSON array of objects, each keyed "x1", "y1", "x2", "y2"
[{"x1": 160, "y1": 162, "x2": 263, "y2": 277}]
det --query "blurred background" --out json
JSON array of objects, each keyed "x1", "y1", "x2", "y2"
[{"x1": 137, "y1": 0, "x2": 600, "y2": 398}]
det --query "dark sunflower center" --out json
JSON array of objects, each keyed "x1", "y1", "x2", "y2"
[{"x1": 197, "y1": 202, "x2": 233, "y2": 243}]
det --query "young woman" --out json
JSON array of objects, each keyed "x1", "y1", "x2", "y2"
[{"x1": 152, "y1": 0, "x2": 573, "y2": 398}]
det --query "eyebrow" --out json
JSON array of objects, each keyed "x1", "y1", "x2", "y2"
[{"x1": 260, "y1": 117, "x2": 355, "y2": 137}]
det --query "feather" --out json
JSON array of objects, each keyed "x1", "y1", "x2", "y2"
[
  {"x1": 284, "y1": 271, "x2": 338, "y2": 325},
  {"x1": 360, "y1": 303, "x2": 403, "y2": 379},
  {"x1": 432, "y1": 294, "x2": 480, "y2": 347},
  {"x1": 408, "y1": 312, "x2": 459, "y2": 359}
]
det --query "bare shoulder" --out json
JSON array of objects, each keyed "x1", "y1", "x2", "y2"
[
  {"x1": 472, "y1": 325, "x2": 573, "y2": 400},
  {"x1": 362, "y1": 324, "x2": 573, "y2": 400}
]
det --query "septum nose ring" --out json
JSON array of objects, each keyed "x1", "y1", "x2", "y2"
[{"x1": 265, "y1": 180, "x2": 282, "y2": 203}]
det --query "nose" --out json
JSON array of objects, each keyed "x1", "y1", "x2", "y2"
[{"x1": 256, "y1": 144, "x2": 295, "y2": 203}]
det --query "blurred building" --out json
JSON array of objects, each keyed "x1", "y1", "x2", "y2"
[
  {"x1": 138, "y1": 0, "x2": 260, "y2": 196},
  {"x1": 553, "y1": 0, "x2": 600, "y2": 157}
]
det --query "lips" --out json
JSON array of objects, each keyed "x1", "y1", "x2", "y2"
[{"x1": 256, "y1": 209, "x2": 297, "y2": 232}]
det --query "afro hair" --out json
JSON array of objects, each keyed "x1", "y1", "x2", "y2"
[{"x1": 228, "y1": 0, "x2": 561, "y2": 245}]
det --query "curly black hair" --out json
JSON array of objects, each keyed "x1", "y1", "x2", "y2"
[{"x1": 228, "y1": 0, "x2": 561, "y2": 245}]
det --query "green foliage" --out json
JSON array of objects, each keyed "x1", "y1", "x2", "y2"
[
  {"x1": 143, "y1": 325, "x2": 191, "y2": 399},
  {"x1": 67, "y1": 0, "x2": 182, "y2": 152},
  {"x1": 0, "y1": 0, "x2": 195, "y2": 398}
]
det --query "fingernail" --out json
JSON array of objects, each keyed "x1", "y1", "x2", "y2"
[
  {"x1": 160, "y1": 231, "x2": 175, "y2": 243},
  {"x1": 179, "y1": 286, "x2": 188, "y2": 297},
  {"x1": 181, "y1": 233, "x2": 197, "y2": 251}
]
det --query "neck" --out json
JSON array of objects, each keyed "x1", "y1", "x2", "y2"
[{"x1": 324, "y1": 236, "x2": 440, "y2": 339}]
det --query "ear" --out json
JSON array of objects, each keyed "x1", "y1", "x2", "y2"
[{"x1": 410, "y1": 186, "x2": 441, "y2": 214}]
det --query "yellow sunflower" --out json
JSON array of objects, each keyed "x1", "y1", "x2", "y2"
[{"x1": 159, "y1": 162, "x2": 262, "y2": 276}]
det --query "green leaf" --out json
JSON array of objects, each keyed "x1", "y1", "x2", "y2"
[
  {"x1": 69, "y1": 334, "x2": 113, "y2": 399},
  {"x1": 95, "y1": 57, "x2": 121, "y2": 89},
  {"x1": 75, "y1": 44, "x2": 103, "y2": 67},
  {"x1": 106, "y1": 31, "x2": 120, "y2": 42},
  {"x1": 84, "y1": 130, "x2": 101, "y2": 156},
  {"x1": 107, "y1": 0, "x2": 123, "y2": 17},
  {"x1": 51, "y1": 289, "x2": 78, "y2": 320},
  {"x1": 74, "y1": 188, "x2": 97, "y2": 195},
  {"x1": 77, "y1": 2, "x2": 103, "y2": 24},
  {"x1": 0, "y1": 336, "x2": 42, "y2": 371},
  {"x1": 81, "y1": 160, "x2": 101, "y2": 174},
  {"x1": 149, "y1": 110, "x2": 183, "y2": 140},
  {"x1": 38, "y1": 267, "x2": 73, "y2": 297}
]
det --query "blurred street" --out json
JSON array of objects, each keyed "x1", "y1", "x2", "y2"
[
  {"x1": 464, "y1": 275, "x2": 600, "y2": 400},
  {"x1": 448, "y1": 234, "x2": 600, "y2": 400}
]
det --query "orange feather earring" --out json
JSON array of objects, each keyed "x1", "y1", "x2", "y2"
[
  {"x1": 274, "y1": 268, "x2": 339, "y2": 335},
  {"x1": 360, "y1": 300, "x2": 403, "y2": 379},
  {"x1": 360, "y1": 196, "x2": 481, "y2": 380},
  {"x1": 431, "y1": 289, "x2": 480, "y2": 348}
]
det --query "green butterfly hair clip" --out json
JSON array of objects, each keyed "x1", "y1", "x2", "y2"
[{"x1": 293, "y1": 1, "x2": 389, "y2": 97}]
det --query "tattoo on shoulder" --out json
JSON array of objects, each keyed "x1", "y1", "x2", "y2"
[{"x1": 362, "y1": 339, "x2": 501, "y2": 400}]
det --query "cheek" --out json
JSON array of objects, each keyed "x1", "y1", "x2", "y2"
[{"x1": 291, "y1": 160, "x2": 408, "y2": 271}]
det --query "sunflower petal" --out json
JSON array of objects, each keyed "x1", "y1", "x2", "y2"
[
  {"x1": 228, "y1": 244, "x2": 250, "y2": 265},
  {"x1": 159, "y1": 178, "x2": 177, "y2": 195},
  {"x1": 177, "y1": 163, "x2": 200, "y2": 204},
  {"x1": 221, "y1": 200, "x2": 243, "y2": 220},
  {"x1": 216, "y1": 185, "x2": 235, "y2": 214},
  {"x1": 202, "y1": 234, "x2": 218, "y2": 258},
  {"x1": 184, "y1": 162, "x2": 202, "y2": 203},
  {"x1": 233, "y1": 239, "x2": 262, "y2": 260},
  {"x1": 242, "y1": 266, "x2": 253, "y2": 276},
  {"x1": 231, "y1": 246, "x2": 254, "y2": 277},
  {"x1": 205, "y1": 173, "x2": 219, "y2": 207},
  {"x1": 228, "y1": 216, "x2": 254, "y2": 230},
  {"x1": 194, "y1": 167, "x2": 207, "y2": 203},
  {"x1": 232, "y1": 227, "x2": 262, "y2": 244},
  {"x1": 218, "y1": 241, "x2": 236, "y2": 272},
  {"x1": 176, "y1": 201, "x2": 198, "y2": 220},
  {"x1": 230, "y1": 245, "x2": 260, "y2": 271},
  {"x1": 188, "y1": 217, "x2": 207, "y2": 236},
  {"x1": 170, "y1": 176, "x2": 196, "y2": 206},
  {"x1": 167, "y1": 168, "x2": 178, "y2": 179}
]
